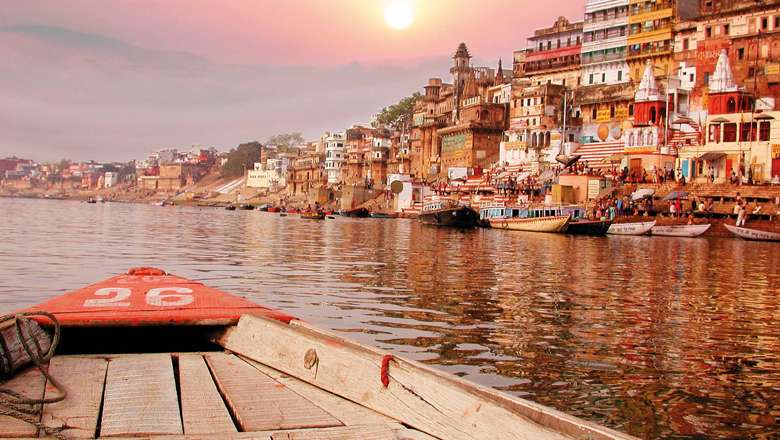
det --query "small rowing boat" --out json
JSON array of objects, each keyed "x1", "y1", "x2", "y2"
[
  {"x1": 650, "y1": 223, "x2": 711, "y2": 237},
  {"x1": 224, "y1": 204, "x2": 236, "y2": 211},
  {"x1": 300, "y1": 211, "x2": 326, "y2": 220},
  {"x1": 266, "y1": 206, "x2": 281, "y2": 213},
  {"x1": 725, "y1": 223, "x2": 780, "y2": 242},
  {"x1": 607, "y1": 221, "x2": 655, "y2": 236},
  {"x1": 4, "y1": 268, "x2": 634, "y2": 440}
]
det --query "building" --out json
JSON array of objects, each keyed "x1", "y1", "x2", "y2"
[
  {"x1": 674, "y1": 0, "x2": 780, "y2": 114},
  {"x1": 519, "y1": 16, "x2": 584, "y2": 87},
  {"x1": 626, "y1": 0, "x2": 697, "y2": 81},
  {"x1": 324, "y1": 132, "x2": 346, "y2": 185},
  {"x1": 581, "y1": 0, "x2": 630, "y2": 86},
  {"x1": 679, "y1": 50, "x2": 780, "y2": 182},
  {"x1": 246, "y1": 161, "x2": 287, "y2": 190},
  {"x1": 287, "y1": 153, "x2": 327, "y2": 196},
  {"x1": 104, "y1": 172, "x2": 119, "y2": 188}
]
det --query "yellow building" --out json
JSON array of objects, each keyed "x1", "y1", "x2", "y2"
[{"x1": 626, "y1": 0, "x2": 697, "y2": 81}]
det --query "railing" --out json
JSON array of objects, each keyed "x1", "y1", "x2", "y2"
[
  {"x1": 581, "y1": 51, "x2": 626, "y2": 64},
  {"x1": 584, "y1": 13, "x2": 628, "y2": 25}
]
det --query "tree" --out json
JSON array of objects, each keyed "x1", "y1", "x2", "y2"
[
  {"x1": 372, "y1": 92, "x2": 421, "y2": 130},
  {"x1": 221, "y1": 142, "x2": 263, "y2": 177},
  {"x1": 265, "y1": 133, "x2": 305, "y2": 154}
]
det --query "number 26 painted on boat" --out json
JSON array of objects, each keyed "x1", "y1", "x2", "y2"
[{"x1": 82, "y1": 287, "x2": 194, "y2": 307}]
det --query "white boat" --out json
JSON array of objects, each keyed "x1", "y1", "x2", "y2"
[
  {"x1": 725, "y1": 224, "x2": 780, "y2": 242},
  {"x1": 651, "y1": 223, "x2": 711, "y2": 237},
  {"x1": 607, "y1": 221, "x2": 655, "y2": 236},
  {"x1": 489, "y1": 215, "x2": 570, "y2": 232}
]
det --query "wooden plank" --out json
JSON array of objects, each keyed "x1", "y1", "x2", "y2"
[
  {"x1": 151, "y1": 423, "x2": 407, "y2": 440},
  {"x1": 40, "y1": 356, "x2": 108, "y2": 438},
  {"x1": 204, "y1": 353, "x2": 341, "y2": 431},
  {"x1": 216, "y1": 315, "x2": 638, "y2": 440},
  {"x1": 0, "y1": 367, "x2": 46, "y2": 438},
  {"x1": 242, "y1": 357, "x2": 395, "y2": 427},
  {"x1": 100, "y1": 354, "x2": 183, "y2": 437},
  {"x1": 178, "y1": 354, "x2": 237, "y2": 434}
]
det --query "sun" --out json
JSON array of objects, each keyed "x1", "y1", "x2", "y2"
[{"x1": 384, "y1": 1, "x2": 414, "y2": 30}]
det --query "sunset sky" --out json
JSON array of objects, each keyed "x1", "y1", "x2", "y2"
[{"x1": 1, "y1": 0, "x2": 584, "y2": 161}]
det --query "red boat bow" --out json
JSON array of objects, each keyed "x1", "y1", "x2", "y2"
[{"x1": 22, "y1": 267, "x2": 294, "y2": 327}]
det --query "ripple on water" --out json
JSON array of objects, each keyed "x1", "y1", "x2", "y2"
[{"x1": 1, "y1": 198, "x2": 779, "y2": 439}]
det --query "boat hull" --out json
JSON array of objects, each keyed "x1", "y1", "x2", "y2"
[
  {"x1": 300, "y1": 212, "x2": 326, "y2": 220},
  {"x1": 419, "y1": 207, "x2": 479, "y2": 228},
  {"x1": 607, "y1": 221, "x2": 655, "y2": 236},
  {"x1": 725, "y1": 224, "x2": 780, "y2": 242},
  {"x1": 341, "y1": 207, "x2": 370, "y2": 218},
  {"x1": 488, "y1": 215, "x2": 569, "y2": 233},
  {"x1": 564, "y1": 220, "x2": 611, "y2": 236},
  {"x1": 651, "y1": 224, "x2": 711, "y2": 237}
]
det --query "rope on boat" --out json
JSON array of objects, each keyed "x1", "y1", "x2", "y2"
[{"x1": 0, "y1": 312, "x2": 68, "y2": 439}]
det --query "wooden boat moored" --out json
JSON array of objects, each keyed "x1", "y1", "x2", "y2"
[
  {"x1": 607, "y1": 221, "x2": 655, "y2": 236},
  {"x1": 370, "y1": 211, "x2": 398, "y2": 219},
  {"x1": 650, "y1": 223, "x2": 711, "y2": 237},
  {"x1": 341, "y1": 207, "x2": 370, "y2": 218},
  {"x1": 419, "y1": 200, "x2": 480, "y2": 228},
  {"x1": 564, "y1": 219, "x2": 612, "y2": 236},
  {"x1": 489, "y1": 215, "x2": 570, "y2": 232},
  {"x1": 725, "y1": 223, "x2": 780, "y2": 242},
  {"x1": 239, "y1": 204, "x2": 255, "y2": 210},
  {"x1": 224, "y1": 204, "x2": 237, "y2": 211},
  {"x1": 4, "y1": 268, "x2": 635, "y2": 440},
  {"x1": 266, "y1": 206, "x2": 281, "y2": 213}
]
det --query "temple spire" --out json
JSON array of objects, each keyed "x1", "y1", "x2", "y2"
[
  {"x1": 495, "y1": 58, "x2": 505, "y2": 82},
  {"x1": 635, "y1": 60, "x2": 661, "y2": 102},
  {"x1": 710, "y1": 49, "x2": 738, "y2": 93}
]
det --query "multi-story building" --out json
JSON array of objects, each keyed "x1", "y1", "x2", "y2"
[
  {"x1": 626, "y1": 0, "x2": 697, "y2": 81},
  {"x1": 519, "y1": 16, "x2": 584, "y2": 87},
  {"x1": 323, "y1": 132, "x2": 345, "y2": 185},
  {"x1": 582, "y1": 0, "x2": 630, "y2": 86},
  {"x1": 410, "y1": 43, "x2": 509, "y2": 178},
  {"x1": 678, "y1": 50, "x2": 780, "y2": 182},
  {"x1": 674, "y1": 0, "x2": 780, "y2": 114},
  {"x1": 287, "y1": 153, "x2": 327, "y2": 196}
]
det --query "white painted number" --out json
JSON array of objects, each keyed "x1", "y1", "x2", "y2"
[
  {"x1": 82, "y1": 288, "x2": 132, "y2": 307},
  {"x1": 145, "y1": 287, "x2": 195, "y2": 307},
  {"x1": 82, "y1": 287, "x2": 195, "y2": 307}
]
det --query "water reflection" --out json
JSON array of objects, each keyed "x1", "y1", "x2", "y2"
[{"x1": 1, "y1": 198, "x2": 778, "y2": 439}]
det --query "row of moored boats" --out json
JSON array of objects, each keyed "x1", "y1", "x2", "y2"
[{"x1": 418, "y1": 199, "x2": 780, "y2": 241}]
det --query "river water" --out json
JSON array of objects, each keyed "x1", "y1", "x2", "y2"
[{"x1": 1, "y1": 198, "x2": 778, "y2": 439}]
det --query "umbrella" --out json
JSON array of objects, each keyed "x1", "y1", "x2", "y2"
[
  {"x1": 631, "y1": 188, "x2": 655, "y2": 201},
  {"x1": 663, "y1": 191, "x2": 689, "y2": 201}
]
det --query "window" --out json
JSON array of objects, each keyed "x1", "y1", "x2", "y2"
[
  {"x1": 589, "y1": 73, "x2": 594, "y2": 84},
  {"x1": 602, "y1": 73, "x2": 606, "y2": 82},
  {"x1": 610, "y1": 105, "x2": 616, "y2": 118},
  {"x1": 557, "y1": 39, "x2": 561, "y2": 48},
  {"x1": 628, "y1": 104, "x2": 634, "y2": 116},
  {"x1": 650, "y1": 107, "x2": 657, "y2": 124},
  {"x1": 709, "y1": 124, "x2": 721, "y2": 143},
  {"x1": 762, "y1": 17, "x2": 768, "y2": 30},
  {"x1": 723, "y1": 123, "x2": 737, "y2": 142},
  {"x1": 760, "y1": 121, "x2": 771, "y2": 141},
  {"x1": 592, "y1": 107, "x2": 598, "y2": 119},
  {"x1": 547, "y1": 41, "x2": 552, "y2": 50},
  {"x1": 618, "y1": 70, "x2": 623, "y2": 81},
  {"x1": 724, "y1": 24, "x2": 730, "y2": 36},
  {"x1": 704, "y1": 72, "x2": 710, "y2": 84},
  {"x1": 683, "y1": 38, "x2": 689, "y2": 50},
  {"x1": 738, "y1": 47, "x2": 745, "y2": 60},
  {"x1": 705, "y1": 27, "x2": 712, "y2": 38},
  {"x1": 776, "y1": 16, "x2": 780, "y2": 28}
]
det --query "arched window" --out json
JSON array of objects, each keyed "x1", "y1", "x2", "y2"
[
  {"x1": 531, "y1": 133, "x2": 537, "y2": 148},
  {"x1": 727, "y1": 97, "x2": 737, "y2": 113},
  {"x1": 646, "y1": 130, "x2": 654, "y2": 145},
  {"x1": 545, "y1": 132, "x2": 551, "y2": 147},
  {"x1": 610, "y1": 105, "x2": 616, "y2": 118},
  {"x1": 650, "y1": 106, "x2": 657, "y2": 124}
]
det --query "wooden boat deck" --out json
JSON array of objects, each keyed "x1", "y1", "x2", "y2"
[{"x1": 1, "y1": 351, "x2": 434, "y2": 439}]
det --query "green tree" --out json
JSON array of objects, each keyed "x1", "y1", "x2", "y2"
[
  {"x1": 372, "y1": 92, "x2": 421, "y2": 130},
  {"x1": 221, "y1": 142, "x2": 263, "y2": 177}
]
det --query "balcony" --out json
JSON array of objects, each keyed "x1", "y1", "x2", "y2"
[{"x1": 582, "y1": 51, "x2": 626, "y2": 65}]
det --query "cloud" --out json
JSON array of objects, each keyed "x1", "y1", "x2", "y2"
[{"x1": 0, "y1": 25, "x2": 452, "y2": 161}]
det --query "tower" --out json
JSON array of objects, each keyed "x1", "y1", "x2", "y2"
[
  {"x1": 495, "y1": 58, "x2": 505, "y2": 83},
  {"x1": 450, "y1": 43, "x2": 472, "y2": 123},
  {"x1": 708, "y1": 49, "x2": 751, "y2": 115},
  {"x1": 633, "y1": 61, "x2": 665, "y2": 126}
]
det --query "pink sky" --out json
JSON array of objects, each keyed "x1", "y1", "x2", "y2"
[{"x1": 1, "y1": 0, "x2": 586, "y2": 160}]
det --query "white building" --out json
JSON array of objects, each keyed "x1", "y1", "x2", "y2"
[
  {"x1": 324, "y1": 132, "x2": 346, "y2": 184},
  {"x1": 581, "y1": 0, "x2": 630, "y2": 86},
  {"x1": 103, "y1": 172, "x2": 119, "y2": 188},
  {"x1": 246, "y1": 162, "x2": 286, "y2": 190}
]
